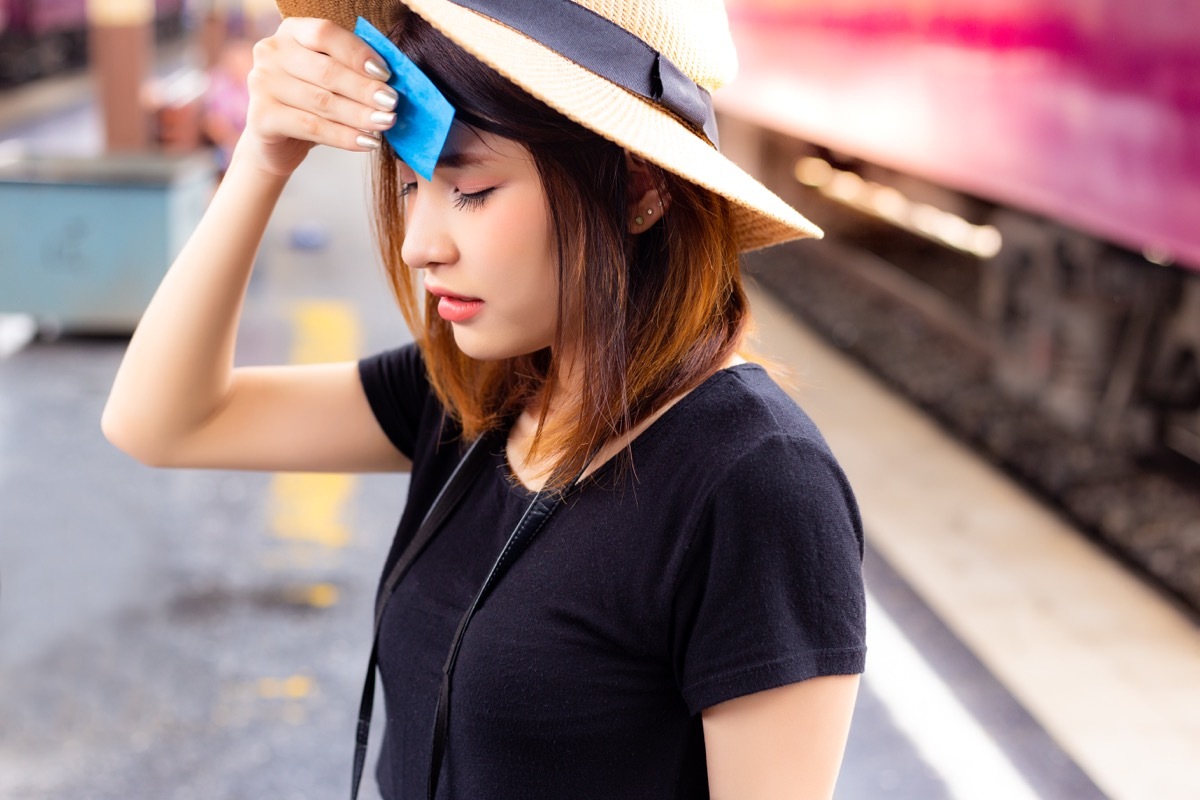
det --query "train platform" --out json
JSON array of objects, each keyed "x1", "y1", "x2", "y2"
[{"x1": 2, "y1": 123, "x2": 1199, "y2": 798}]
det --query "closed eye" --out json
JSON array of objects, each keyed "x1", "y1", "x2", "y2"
[{"x1": 453, "y1": 187, "x2": 496, "y2": 211}]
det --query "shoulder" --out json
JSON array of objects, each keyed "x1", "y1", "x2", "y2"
[
  {"x1": 665, "y1": 366, "x2": 868, "y2": 711},
  {"x1": 675, "y1": 363, "x2": 844, "y2": 470},
  {"x1": 669, "y1": 364, "x2": 863, "y2": 554},
  {"x1": 358, "y1": 342, "x2": 453, "y2": 459},
  {"x1": 359, "y1": 340, "x2": 426, "y2": 385}
]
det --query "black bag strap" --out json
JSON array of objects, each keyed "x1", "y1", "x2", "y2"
[
  {"x1": 350, "y1": 435, "x2": 492, "y2": 800},
  {"x1": 427, "y1": 486, "x2": 566, "y2": 800},
  {"x1": 350, "y1": 432, "x2": 581, "y2": 800}
]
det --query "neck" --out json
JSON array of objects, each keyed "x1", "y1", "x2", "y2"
[
  {"x1": 504, "y1": 349, "x2": 578, "y2": 491},
  {"x1": 507, "y1": 349, "x2": 748, "y2": 491},
  {"x1": 528, "y1": 348, "x2": 581, "y2": 420}
]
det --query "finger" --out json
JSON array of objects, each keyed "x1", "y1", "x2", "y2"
[
  {"x1": 257, "y1": 102, "x2": 383, "y2": 152},
  {"x1": 249, "y1": 31, "x2": 396, "y2": 143},
  {"x1": 278, "y1": 18, "x2": 398, "y2": 108},
  {"x1": 282, "y1": 16, "x2": 388, "y2": 74},
  {"x1": 268, "y1": 71, "x2": 397, "y2": 134},
  {"x1": 271, "y1": 33, "x2": 399, "y2": 127}
]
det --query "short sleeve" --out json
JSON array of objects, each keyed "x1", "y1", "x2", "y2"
[
  {"x1": 672, "y1": 432, "x2": 867, "y2": 714},
  {"x1": 358, "y1": 343, "x2": 431, "y2": 459}
]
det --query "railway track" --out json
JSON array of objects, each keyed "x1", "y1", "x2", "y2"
[{"x1": 747, "y1": 234, "x2": 1200, "y2": 617}]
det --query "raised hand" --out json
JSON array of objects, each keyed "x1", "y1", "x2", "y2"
[{"x1": 240, "y1": 17, "x2": 399, "y2": 177}]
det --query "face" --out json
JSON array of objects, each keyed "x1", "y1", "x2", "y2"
[{"x1": 399, "y1": 124, "x2": 558, "y2": 361}]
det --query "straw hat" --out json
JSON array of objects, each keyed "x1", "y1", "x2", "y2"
[{"x1": 274, "y1": 0, "x2": 823, "y2": 251}]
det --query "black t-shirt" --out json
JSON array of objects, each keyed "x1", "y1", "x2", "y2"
[{"x1": 359, "y1": 345, "x2": 866, "y2": 800}]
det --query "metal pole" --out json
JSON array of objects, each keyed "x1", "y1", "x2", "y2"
[{"x1": 88, "y1": 0, "x2": 155, "y2": 152}]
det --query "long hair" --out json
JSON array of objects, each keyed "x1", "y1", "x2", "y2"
[{"x1": 372, "y1": 12, "x2": 749, "y2": 490}]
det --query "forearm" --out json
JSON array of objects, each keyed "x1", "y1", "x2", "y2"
[
  {"x1": 104, "y1": 17, "x2": 397, "y2": 465},
  {"x1": 102, "y1": 146, "x2": 289, "y2": 462}
]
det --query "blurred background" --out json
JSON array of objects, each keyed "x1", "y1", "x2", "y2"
[{"x1": 1, "y1": 0, "x2": 1198, "y2": 797}]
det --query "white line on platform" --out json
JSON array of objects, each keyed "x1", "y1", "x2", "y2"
[
  {"x1": 0, "y1": 138, "x2": 26, "y2": 168},
  {"x1": 0, "y1": 315, "x2": 36, "y2": 359},
  {"x1": 750, "y1": 284, "x2": 1200, "y2": 799},
  {"x1": 865, "y1": 591, "x2": 1042, "y2": 800}
]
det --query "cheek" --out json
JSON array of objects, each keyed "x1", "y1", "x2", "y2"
[
  {"x1": 449, "y1": 194, "x2": 558, "y2": 360},
  {"x1": 522, "y1": 214, "x2": 558, "y2": 328},
  {"x1": 484, "y1": 193, "x2": 556, "y2": 308}
]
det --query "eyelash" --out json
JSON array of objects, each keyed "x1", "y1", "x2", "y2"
[
  {"x1": 453, "y1": 188, "x2": 495, "y2": 210},
  {"x1": 398, "y1": 183, "x2": 495, "y2": 211}
]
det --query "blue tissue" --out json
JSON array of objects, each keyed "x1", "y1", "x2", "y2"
[{"x1": 355, "y1": 16, "x2": 455, "y2": 180}]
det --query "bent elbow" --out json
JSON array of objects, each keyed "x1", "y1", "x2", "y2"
[{"x1": 100, "y1": 405, "x2": 173, "y2": 467}]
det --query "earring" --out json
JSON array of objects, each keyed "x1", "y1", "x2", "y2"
[
  {"x1": 646, "y1": 208, "x2": 654, "y2": 216},
  {"x1": 634, "y1": 215, "x2": 644, "y2": 225}
]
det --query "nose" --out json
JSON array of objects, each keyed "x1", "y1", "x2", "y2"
[{"x1": 400, "y1": 184, "x2": 458, "y2": 270}]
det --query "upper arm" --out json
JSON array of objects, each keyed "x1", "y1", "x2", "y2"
[
  {"x1": 702, "y1": 674, "x2": 861, "y2": 800},
  {"x1": 116, "y1": 361, "x2": 411, "y2": 473}
]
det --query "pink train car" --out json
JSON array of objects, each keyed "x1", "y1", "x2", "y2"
[{"x1": 718, "y1": 0, "x2": 1200, "y2": 460}]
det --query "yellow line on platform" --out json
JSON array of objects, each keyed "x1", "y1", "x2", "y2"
[
  {"x1": 271, "y1": 472, "x2": 354, "y2": 548},
  {"x1": 257, "y1": 674, "x2": 315, "y2": 699},
  {"x1": 269, "y1": 300, "x2": 362, "y2": 552}
]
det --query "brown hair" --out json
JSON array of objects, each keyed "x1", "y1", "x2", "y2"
[{"x1": 372, "y1": 12, "x2": 749, "y2": 490}]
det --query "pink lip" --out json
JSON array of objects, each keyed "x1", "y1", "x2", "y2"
[{"x1": 427, "y1": 286, "x2": 484, "y2": 323}]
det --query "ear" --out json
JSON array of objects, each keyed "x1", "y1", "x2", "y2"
[{"x1": 624, "y1": 152, "x2": 670, "y2": 234}]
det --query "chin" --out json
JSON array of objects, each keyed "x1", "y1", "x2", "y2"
[{"x1": 451, "y1": 328, "x2": 549, "y2": 362}]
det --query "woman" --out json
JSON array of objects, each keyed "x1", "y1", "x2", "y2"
[{"x1": 102, "y1": 1, "x2": 867, "y2": 797}]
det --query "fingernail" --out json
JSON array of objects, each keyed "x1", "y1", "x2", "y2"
[
  {"x1": 370, "y1": 110, "x2": 397, "y2": 126},
  {"x1": 365, "y1": 58, "x2": 390, "y2": 80},
  {"x1": 373, "y1": 88, "x2": 399, "y2": 110},
  {"x1": 356, "y1": 134, "x2": 381, "y2": 150}
]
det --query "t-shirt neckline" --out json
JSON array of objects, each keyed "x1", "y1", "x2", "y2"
[{"x1": 501, "y1": 362, "x2": 762, "y2": 495}]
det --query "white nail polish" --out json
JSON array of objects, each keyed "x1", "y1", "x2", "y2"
[
  {"x1": 356, "y1": 134, "x2": 381, "y2": 150},
  {"x1": 370, "y1": 110, "x2": 397, "y2": 126},
  {"x1": 374, "y1": 89, "x2": 399, "y2": 111},
  {"x1": 365, "y1": 59, "x2": 390, "y2": 81}
]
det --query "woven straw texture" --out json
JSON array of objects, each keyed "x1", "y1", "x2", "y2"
[{"x1": 276, "y1": 0, "x2": 822, "y2": 251}]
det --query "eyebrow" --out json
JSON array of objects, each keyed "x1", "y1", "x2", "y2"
[{"x1": 436, "y1": 150, "x2": 496, "y2": 170}]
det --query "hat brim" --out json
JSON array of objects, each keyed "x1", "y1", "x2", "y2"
[{"x1": 280, "y1": 0, "x2": 823, "y2": 251}]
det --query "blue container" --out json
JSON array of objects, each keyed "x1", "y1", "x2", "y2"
[{"x1": 0, "y1": 153, "x2": 215, "y2": 331}]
